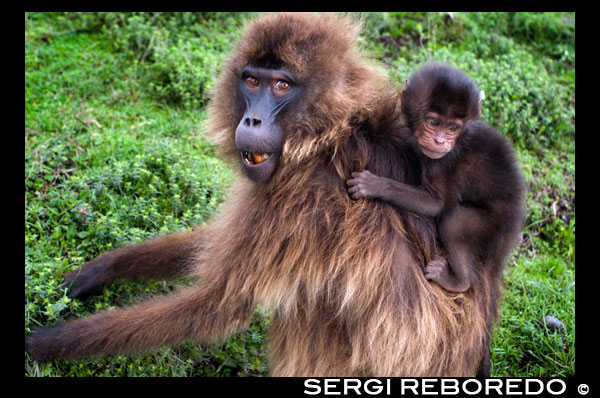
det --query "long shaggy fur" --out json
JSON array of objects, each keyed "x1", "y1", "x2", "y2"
[
  {"x1": 199, "y1": 13, "x2": 492, "y2": 376},
  {"x1": 26, "y1": 13, "x2": 499, "y2": 376}
]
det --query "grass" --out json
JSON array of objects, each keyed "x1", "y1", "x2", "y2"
[{"x1": 25, "y1": 12, "x2": 575, "y2": 377}]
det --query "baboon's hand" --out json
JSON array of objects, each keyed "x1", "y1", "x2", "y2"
[
  {"x1": 61, "y1": 256, "x2": 113, "y2": 299},
  {"x1": 346, "y1": 170, "x2": 385, "y2": 200}
]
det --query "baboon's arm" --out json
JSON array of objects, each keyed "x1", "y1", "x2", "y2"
[{"x1": 62, "y1": 227, "x2": 206, "y2": 299}]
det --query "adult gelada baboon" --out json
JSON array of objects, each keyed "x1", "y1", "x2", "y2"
[{"x1": 26, "y1": 13, "x2": 495, "y2": 376}]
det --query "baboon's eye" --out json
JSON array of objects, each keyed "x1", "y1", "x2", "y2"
[
  {"x1": 274, "y1": 80, "x2": 290, "y2": 91},
  {"x1": 246, "y1": 76, "x2": 259, "y2": 87}
]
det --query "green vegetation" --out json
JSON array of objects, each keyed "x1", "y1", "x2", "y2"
[{"x1": 25, "y1": 12, "x2": 574, "y2": 377}]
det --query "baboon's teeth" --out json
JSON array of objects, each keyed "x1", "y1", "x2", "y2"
[{"x1": 242, "y1": 151, "x2": 270, "y2": 165}]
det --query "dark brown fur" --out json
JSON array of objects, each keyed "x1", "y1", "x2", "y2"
[
  {"x1": 26, "y1": 13, "x2": 498, "y2": 376},
  {"x1": 346, "y1": 64, "x2": 525, "y2": 375}
]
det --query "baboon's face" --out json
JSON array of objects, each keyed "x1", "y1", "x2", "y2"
[
  {"x1": 414, "y1": 112, "x2": 464, "y2": 159},
  {"x1": 235, "y1": 66, "x2": 302, "y2": 183}
]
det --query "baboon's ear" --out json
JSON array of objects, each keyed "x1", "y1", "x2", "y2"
[
  {"x1": 401, "y1": 80, "x2": 409, "y2": 100},
  {"x1": 477, "y1": 90, "x2": 485, "y2": 117}
]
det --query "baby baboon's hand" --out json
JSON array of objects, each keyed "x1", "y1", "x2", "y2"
[{"x1": 346, "y1": 170, "x2": 386, "y2": 200}]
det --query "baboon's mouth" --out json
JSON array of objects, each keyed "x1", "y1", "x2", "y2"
[
  {"x1": 237, "y1": 148, "x2": 278, "y2": 182},
  {"x1": 242, "y1": 151, "x2": 271, "y2": 165}
]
